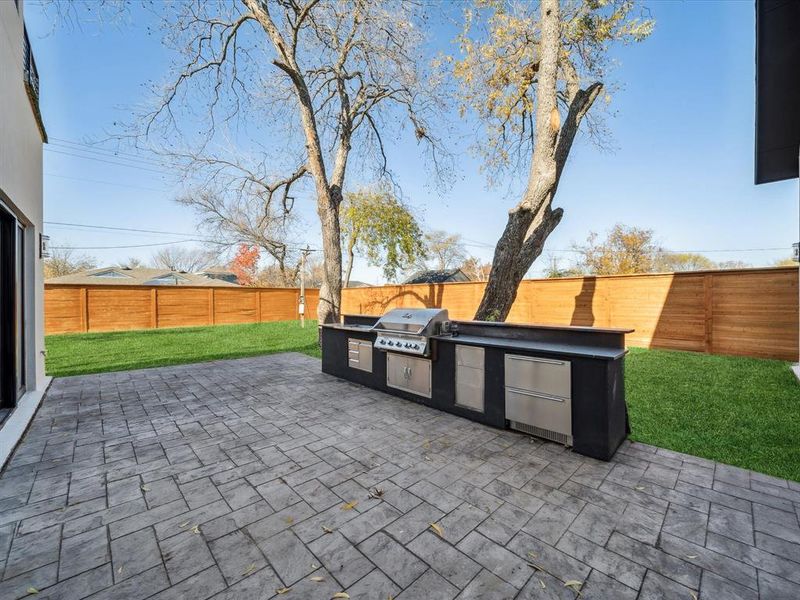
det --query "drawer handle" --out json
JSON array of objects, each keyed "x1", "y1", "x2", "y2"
[
  {"x1": 506, "y1": 386, "x2": 566, "y2": 402},
  {"x1": 508, "y1": 355, "x2": 565, "y2": 366}
]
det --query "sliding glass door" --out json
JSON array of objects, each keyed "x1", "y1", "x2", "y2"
[{"x1": 0, "y1": 203, "x2": 24, "y2": 409}]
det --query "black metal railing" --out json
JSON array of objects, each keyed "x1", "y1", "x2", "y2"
[{"x1": 23, "y1": 27, "x2": 40, "y2": 103}]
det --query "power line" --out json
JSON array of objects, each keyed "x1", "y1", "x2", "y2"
[
  {"x1": 45, "y1": 220, "x2": 321, "y2": 252},
  {"x1": 44, "y1": 148, "x2": 173, "y2": 176},
  {"x1": 48, "y1": 136, "x2": 175, "y2": 168},
  {"x1": 51, "y1": 239, "x2": 207, "y2": 250},
  {"x1": 48, "y1": 141, "x2": 169, "y2": 169},
  {"x1": 45, "y1": 221, "x2": 198, "y2": 237},
  {"x1": 45, "y1": 173, "x2": 170, "y2": 193}
]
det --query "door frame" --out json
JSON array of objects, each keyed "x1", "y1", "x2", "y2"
[{"x1": 0, "y1": 202, "x2": 16, "y2": 409}]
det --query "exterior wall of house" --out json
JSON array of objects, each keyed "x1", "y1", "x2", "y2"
[{"x1": 0, "y1": 0, "x2": 46, "y2": 396}]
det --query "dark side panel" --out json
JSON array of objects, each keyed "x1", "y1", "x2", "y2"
[{"x1": 755, "y1": 0, "x2": 800, "y2": 184}]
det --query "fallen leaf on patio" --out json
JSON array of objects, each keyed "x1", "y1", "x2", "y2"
[
  {"x1": 429, "y1": 522, "x2": 444, "y2": 537},
  {"x1": 309, "y1": 576, "x2": 325, "y2": 582},
  {"x1": 276, "y1": 587, "x2": 291, "y2": 594},
  {"x1": 539, "y1": 579, "x2": 546, "y2": 589},
  {"x1": 117, "y1": 566, "x2": 124, "y2": 574},
  {"x1": 322, "y1": 526, "x2": 334, "y2": 534},
  {"x1": 285, "y1": 516, "x2": 294, "y2": 524},
  {"x1": 368, "y1": 487, "x2": 384, "y2": 499},
  {"x1": 140, "y1": 485, "x2": 151, "y2": 492},
  {"x1": 527, "y1": 551, "x2": 538, "y2": 560},
  {"x1": 341, "y1": 501, "x2": 358, "y2": 511},
  {"x1": 423, "y1": 440, "x2": 431, "y2": 449},
  {"x1": 311, "y1": 564, "x2": 318, "y2": 569},
  {"x1": 690, "y1": 593, "x2": 698, "y2": 600},
  {"x1": 332, "y1": 593, "x2": 350, "y2": 599},
  {"x1": 26, "y1": 587, "x2": 38, "y2": 595},
  {"x1": 242, "y1": 563, "x2": 258, "y2": 576},
  {"x1": 686, "y1": 554, "x2": 697, "y2": 559},
  {"x1": 635, "y1": 486, "x2": 645, "y2": 491},
  {"x1": 179, "y1": 521, "x2": 190, "y2": 528},
  {"x1": 564, "y1": 580, "x2": 583, "y2": 595},
  {"x1": 190, "y1": 524, "x2": 200, "y2": 534}
]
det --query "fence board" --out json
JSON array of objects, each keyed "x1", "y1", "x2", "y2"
[
  {"x1": 341, "y1": 266, "x2": 798, "y2": 361},
  {"x1": 45, "y1": 285, "x2": 319, "y2": 335}
]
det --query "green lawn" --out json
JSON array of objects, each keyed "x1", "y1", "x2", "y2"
[
  {"x1": 45, "y1": 320, "x2": 321, "y2": 377},
  {"x1": 45, "y1": 323, "x2": 800, "y2": 480}
]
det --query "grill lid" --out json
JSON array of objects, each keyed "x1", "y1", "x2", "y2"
[{"x1": 371, "y1": 308, "x2": 449, "y2": 335}]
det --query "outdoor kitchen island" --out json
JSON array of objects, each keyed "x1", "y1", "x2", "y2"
[{"x1": 321, "y1": 309, "x2": 633, "y2": 461}]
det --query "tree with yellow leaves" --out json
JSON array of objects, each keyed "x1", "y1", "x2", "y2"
[{"x1": 451, "y1": 0, "x2": 653, "y2": 320}]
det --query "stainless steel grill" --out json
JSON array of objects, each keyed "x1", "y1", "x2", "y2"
[{"x1": 371, "y1": 308, "x2": 451, "y2": 357}]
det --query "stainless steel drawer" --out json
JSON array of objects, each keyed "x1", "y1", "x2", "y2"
[
  {"x1": 505, "y1": 387, "x2": 572, "y2": 444},
  {"x1": 456, "y1": 344, "x2": 484, "y2": 369},
  {"x1": 386, "y1": 353, "x2": 431, "y2": 397},
  {"x1": 348, "y1": 339, "x2": 373, "y2": 372},
  {"x1": 504, "y1": 354, "x2": 571, "y2": 400},
  {"x1": 455, "y1": 345, "x2": 484, "y2": 412}
]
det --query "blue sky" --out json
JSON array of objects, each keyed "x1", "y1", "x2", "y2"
[{"x1": 27, "y1": 0, "x2": 798, "y2": 282}]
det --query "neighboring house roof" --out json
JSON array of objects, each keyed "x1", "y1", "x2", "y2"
[
  {"x1": 403, "y1": 268, "x2": 470, "y2": 285},
  {"x1": 199, "y1": 268, "x2": 237, "y2": 276},
  {"x1": 346, "y1": 280, "x2": 372, "y2": 288},
  {"x1": 46, "y1": 267, "x2": 241, "y2": 287}
]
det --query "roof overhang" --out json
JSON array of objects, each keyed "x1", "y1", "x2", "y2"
[{"x1": 755, "y1": 0, "x2": 800, "y2": 184}]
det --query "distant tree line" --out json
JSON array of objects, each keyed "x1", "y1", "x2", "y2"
[{"x1": 544, "y1": 224, "x2": 758, "y2": 278}]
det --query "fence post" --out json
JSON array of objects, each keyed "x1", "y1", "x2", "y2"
[
  {"x1": 704, "y1": 274, "x2": 714, "y2": 353},
  {"x1": 80, "y1": 286, "x2": 89, "y2": 332},
  {"x1": 150, "y1": 288, "x2": 158, "y2": 329},
  {"x1": 255, "y1": 288, "x2": 262, "y2": 322},
  {"x1": 208, "y1": 288, "x2": 215, "y2": 325}
]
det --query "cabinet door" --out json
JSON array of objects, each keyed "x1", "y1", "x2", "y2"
[
  {"x1": 455, "y1": 345, "x2": 484, "y2": 412},
  {"x1": 386, "y1": 353, "x2": 431, "y2": 397},
  {"x1": 358, "y1": 341, "x2": 373, "y2": 372}
]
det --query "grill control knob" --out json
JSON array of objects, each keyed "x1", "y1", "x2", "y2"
[
  {"x1": 413, "y1": 344, "x2": 420, "y2": 349},
  {"x1": 387, "y1": 341, "x2": 394, "y2": 346}
]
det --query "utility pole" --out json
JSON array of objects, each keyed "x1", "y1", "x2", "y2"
[{"x1": 299, "y1": 246, "x2": 312, "y2": 328}]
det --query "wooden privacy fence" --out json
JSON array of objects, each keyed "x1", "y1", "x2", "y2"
[
  {"x1": 45, "y1": 285, "x2": 320, "y2": 335},
  {"x1": 342, "y1": 266, "x2": 799, "y2": 361}
]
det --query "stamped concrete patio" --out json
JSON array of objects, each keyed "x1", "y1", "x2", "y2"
[{"x1": 0, "y1": 353, "x2": 798, "y2": 600}]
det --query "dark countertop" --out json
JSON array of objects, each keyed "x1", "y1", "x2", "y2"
[
  {"x1": 321, "y1": 323, "x2": 375, "y2": 332},
  {"x1": 454, "y1": 320, "x2": 634, "y2": 335},
  {"x1": 433, "y1": 334, "x2": 628, "y2": 360}
]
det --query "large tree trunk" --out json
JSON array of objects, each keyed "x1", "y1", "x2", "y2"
[
  {"x1": 475, "y1": 204, "x2": 563, "y2": 320},
  {"x1": 343, "y1": 236, "x2": 356, "y2": 288},
  {"x1": 246, "y1": 0, "x2": 344, "y2": 325},
  {"x1": 474, "y1": 0, "x2": 561, "y2": 322},
  {"x1": 474, "y1": 0, "x2": 601, "y2": 322}
]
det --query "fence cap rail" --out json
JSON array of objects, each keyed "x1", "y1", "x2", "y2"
[{"x1": 45, "y1": 283, "x2": 321, "y2": 292}]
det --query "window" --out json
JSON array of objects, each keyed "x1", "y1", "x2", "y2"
[{"x1": 89, "y1": 270, "x2": 131, "y2": 279}]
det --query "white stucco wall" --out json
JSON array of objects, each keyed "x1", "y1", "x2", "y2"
[{"x1": 0, "y1": 0, "x2": 46, "y2": 394}]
